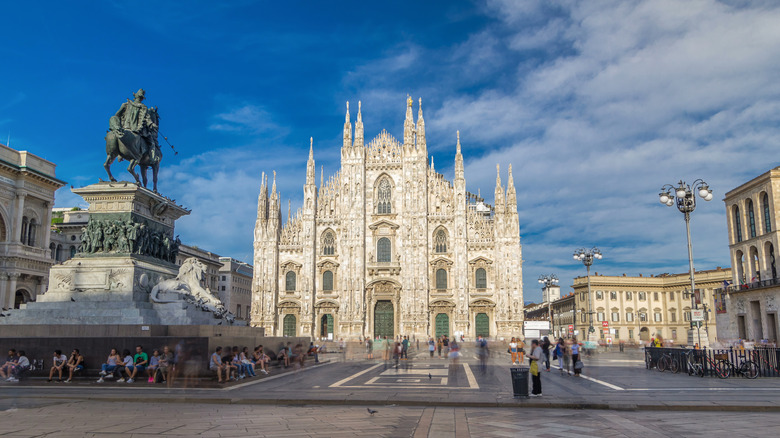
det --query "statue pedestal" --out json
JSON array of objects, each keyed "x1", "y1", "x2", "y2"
[{"x1": 1, "y1": 181, "x2": 238, "y2": 326}]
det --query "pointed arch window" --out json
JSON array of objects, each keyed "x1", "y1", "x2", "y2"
[
  {"x1": 748, "y1": 199, "x2": 756, "y2": 238},
  {"x1": 377, "y1": 237, "x2": 391, "y2": 262},
  {"x1": 763, "y1": 193, "x2": 772, "y2": 233},
  {"x1": 475, "y1": 268, "x2": 487, "y2": 289},
  {"x1": 285, "y1": 271, "x2": 296, "y2": 292},
  {"x1": 434, "y1": 229, "x2": 447, "y2": 253},
  {"x1": 323, "y1": 270, "x2": 333, "y2": 291},
  {"x1": 20, "y1": 216, "x2": 28, "y2": 245},
  {"x1": 734, "y1": 206, "x2": 743, "y2": 242},
  {"x1": 322, "y1": 230, "x2": 336, "y2": 255},
  {"x1": 377, "y1": 178, "x2": 392, "y2": 214},
  {"x1": 27, "y1": 218, "x2": 37, "y2": 247},
  {"x1": 436, "y1": 268, "x2": 448, "y2": 290}
]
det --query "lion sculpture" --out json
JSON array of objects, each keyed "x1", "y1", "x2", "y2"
[{"x1": 150, "y1": 257, "x2": 234, "y2": 322}]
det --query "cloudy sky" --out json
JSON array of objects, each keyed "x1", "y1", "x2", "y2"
[{"x1": 3, "y1": 1, "x2": 779, "y2": 302}]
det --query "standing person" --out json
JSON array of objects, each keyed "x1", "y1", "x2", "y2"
[
  {"x1": 401, "y1": 336, "x2": 409, "y2": 360},
  {"x1": 49, "y1": 350, "x2": 68, "y2": 382},
  {"x1": 383, "y1": 337, "x2": 391, "y2": 361},
  {"x1": 366, "y1": 338, "x2": 373, "y2": 359},
  {"x1": 542, "y1": 337, "x2": 552, "y2": 372},
  {"x1": 442, "y1": 336, "x2": 450, "y2": 358},
  {"x1": 554, "y1": 338, "x2": 567, "y2": 375},
  {"x1": 571, "y1": 337, "x2": 581, "y2": 377},
  {"x1": 563, "y1": 339, "x2": 572, "y2": 376},
  {"x1": 509, "y1": 337, "x2": 519, "y2": 365},
  {"x1": 428, "y1": 338, "x2": 435, "y2": 358},
  {"x1": 436, "y1": 337, "x2": 443, "y2": 358},
  {"x1": 517, "y1": 338, "x2": 526, "y2": 364},
  {"x1": 476, "y1": 336, "x2": 489, "y2": 374},
  {"x1": 528, "y1": 340, "x2": 544, "y2": 396}
]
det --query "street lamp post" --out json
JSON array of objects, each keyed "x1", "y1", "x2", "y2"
[
  {"x1": 573, "y1": 247, "x2": 603, "y2": 342},
  {"x1": 659, "y1": 180, "x2": 713, "y2": 348},
  {"x1": 538, "y1": 274, "x2": 559, "y2": 337}
]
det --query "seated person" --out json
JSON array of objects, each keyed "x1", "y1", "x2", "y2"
[
  {"x1": 223, "y1": 351, "x2": 238, "y2": 381},
  {"x1": 48, "y1": 350, "x2": 68, "y2": 382},
  {"x1": 117, "y1": 349, "x2": 133, "y2": 382},
  {"x1": 146, "y1": 349, "x2": 160, "y2": 383},
  {"x1": 6, "y1": 351, "x2": 30, "y2": 382},
  {"x1": 239, "y1": 347, "x2": 256, "y2": 377},
  {"x1": 209, "y1": 346, "x2": 227, "y2": 383},
  {"x1": 97, "y1": 348, "x2": 121, "y2": 383},
  {"x1": 0, "y1": 349, "x2": 18, "y2": 380},
  {"x1": 126, "y1": 345, "x2": 148, "y2": 384},
  {"x1": 277, "y1": 346, "x2": 289, "y2": 368},
  {"x1": 157, "y1": 346, "x2": 173, "y2": 383},
  {"x1": 65, "y1": 349, "x2": 84, "y2": 383},
  {"x1": 253, "y1": 346, "x2": 269, "y2": 375}
]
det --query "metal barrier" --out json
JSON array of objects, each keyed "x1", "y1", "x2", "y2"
[{"x1": 645, "y1": 346, "x2": 780, "y2": 377}]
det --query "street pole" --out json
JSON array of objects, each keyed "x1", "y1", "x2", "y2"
[
  {"x1": 586, "y1": 264, "x2": 593, "y2": 341},
  {"x1": 685, "y1": 211, "x2": 702, "y2": 348}
]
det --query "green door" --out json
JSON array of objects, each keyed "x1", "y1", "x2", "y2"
[
  {"x1": 374, "y1": 301, "x2": 394, "y2": 339},
  {"x1": 283, "y1": 314, "x2": 296, "y2": 337},
  {"x1": 320, "y1": 314, "x2": 334, "y2": 337},
  {"x1": 435, "y1": 313, "x2": 449, "y2": 338},
  {"x1": 475, "y1": 313, "x2": 489, "y2": 337}
]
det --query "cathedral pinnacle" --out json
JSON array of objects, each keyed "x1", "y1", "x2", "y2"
[
  {"x1": 309, "y1": 137, "x2": 314, "y2": 160},
  {"x1": 306, "y1": 138, "x2": 316, "y2": 186},
  {"x1": 344, "y1": 101, "x2": 352, "y2": 148},
  {"x1": 496, "y1": 164, "x2": 501, "y2": 187},
  {"x1": 357, "y1": 101, "x2": 362, "y2": 122},
  {"x1": 454, "y1": 131, "x2": 464, "y2": 180},
  {"x1": 271, "y1": 170, "x2": 277, "y2": 195}
]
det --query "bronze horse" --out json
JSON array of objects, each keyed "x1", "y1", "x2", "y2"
[{"x1": 103, "y1": 108, "x2": 162, "y2": 192}]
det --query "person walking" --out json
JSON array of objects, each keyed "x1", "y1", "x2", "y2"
[
  {"x1": 428, "y1": 338, "x2": 435, "y2": 358},
  {"x1": 542, "y1": 337, "x2": 552, "y2": 372},
  {"x1": 528, "y1": 340, "x2": 544, "y2": 396},
  {"x1": 401, "y1": 336, "x2": 409, "y2": 360},
  {"x1": 509, "y1": 337, "x2": 519, "y2": 364},
  {"x1": 571, "y1": 337, "x2": 581, "y2": 377}
]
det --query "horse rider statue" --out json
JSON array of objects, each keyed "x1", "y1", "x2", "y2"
[{"x1": 104, "y1": 88, "x2": 163, "y2": 192}]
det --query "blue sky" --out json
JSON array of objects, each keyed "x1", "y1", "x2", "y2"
[{"x1": 3, "y1": 1, "x2": 780, "y2": 302}]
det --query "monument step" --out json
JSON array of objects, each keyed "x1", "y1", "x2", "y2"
[{"x1": 22, "y1": 301, "x2": 156, "y2": 310}]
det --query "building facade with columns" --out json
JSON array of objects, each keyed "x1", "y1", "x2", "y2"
[
  {"x1": 571, "y1": 268, "x2": 731, "y2": 346},
  {"x1": 252, "y1": 98, "x2": 524, "y2": 340},
  {"x1": 0, "y1": 143, "x2": 65, "y2": 309},
  {"x1": 716, "y1": 167, "x2": 780, "y2": 343}
]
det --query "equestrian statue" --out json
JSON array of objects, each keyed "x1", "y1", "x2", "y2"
[{"x1": 104, "y1": 89, "x2": 162, "y2": 192}]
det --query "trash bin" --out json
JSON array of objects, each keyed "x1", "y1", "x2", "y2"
[{"x1": 511, "y1": 367, "x2": 529, "y2": 398}]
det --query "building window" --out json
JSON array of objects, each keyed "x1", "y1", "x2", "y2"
[
  {"x1": 581, "y1": 312, "x2": 586, "y2": 323},
  {"x1": 684, "y1": 309, "x2": 691, "y2": 321},
  {"x1": 653, "y1": 292, "x2": 659, "y2": 301},
  {"x1": 27, "y1": 219, "x2": 37, "y2": 247},
  {"x1": 436, "y1": 269, "x2": 448, "y2": 290},
  {"x1": 764, "y1": 193, "x2": 772, "y2": 233},
  {"x1": 626, "y1": 312, "x2": 634, "y2": 322},
  {"x1": 671, "y1": 329, "x2": 677, "y2": 339},
  {"x1": 377, "y1": 237, "x2": 391, "y2": 262},
  {"x1": 323, "y1": 270, "x2": 333, "y2": 291},
  {"x1": 377, "y1": 177, "x2": 392, "y2": 214},
  {"x1": 748, "y1": 199, "x2": 757, "y2": 238},
  {"x1": 614, "y1": 330, "x2": 620, "y2": 340},
  {"x1": 629, "y1": 329, "x2": 634, "y2": 339},
  {"x1": 597, "y1": 312, "x2": 605, "y2": 322},
  {"x1": 236, "y1": 305, "x2": 242, "y2": 319},
  {"x1": 222, "y1": 275, "x2": 226, "y2": 281},
  {"x1": 580, "y1": 292, "x2": 586, "y2": 301},
  {"x1": 69, "y1": 246, "x2": 76, "y2": 258},
  {"x1": 610, "y1": 291, "x2": 617, "y2": 300},
  {"x1": 475, "y1": 268, "x2": 487, "y2": 289},
  {"x1": 434, "y1": 229, "x2": 447, "y2": 253},
  {"x1": 670, "y1": 311, "x2": 676, "y2": 322},
  {"x1": 596, "y1": 291, "x2": 603, "y2": 300},
  {"x1": 611, "y1": 312, "x2": 619, "y2": 322},
  {"x1": 626, "y1": 291, "x2": 632, "y2": 300},
  {"x1": 639, "y1": 292, "x2": 646, "y2": 301},
  {"x1": 20, "y1": 216, "x2": 28, "y2": 245},
  {"x1": 322, "y1": 230, "x2": 336, "y2": 255},
  {"x1": 654, "y1": 312, "x2": 662, "y2": 322},
  {"x1": 639, "y1": 312, "x2": 648, "y2": 322},
  {"x1": 285, "y1": 271, "x2": 296, "y2": 292},
  {"x1": 734, "y1": 205, "x2": 743, "y2": 242}
]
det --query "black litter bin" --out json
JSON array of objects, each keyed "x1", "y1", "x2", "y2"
[{"x1": 511, "y1": 367, "x2": 529, "y2": 398}]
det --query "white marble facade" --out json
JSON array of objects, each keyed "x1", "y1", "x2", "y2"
[{"x1": 252, "y1": 98, "x2": 524, "y2": 340}]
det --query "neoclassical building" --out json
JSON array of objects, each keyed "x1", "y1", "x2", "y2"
[{"x1": 252, "y1": 98, "x2": 524, "y2": 340}]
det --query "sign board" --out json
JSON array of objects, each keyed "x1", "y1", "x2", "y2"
[
  {"x1": 568, "y1": 324, "x2": 574, "y2": 335},
  {"x1": 524, "y1": 321, "x2": 550, "y2": 330},
  {"x1": 602, "y1": 321, "x2": 609, "y2": 328},
  {"x1": 525, "y1": 329, "x2": 540, "y2": 339},
  {"x1": 693, "y1": 289, "x2": 702, "y2": 306},
  {"x1": 692, "y1": 309, "x2": 705, "y2": 321}
]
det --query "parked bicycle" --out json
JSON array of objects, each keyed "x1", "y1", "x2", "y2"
[
  {"x1": 657, "y1": 351, "x2": 680, "y2": 373},
  {"x1": 719, "y1": 354, "x2": 759, "y2": 379},
  {"x1": 685, "y1": 349, "x2": 704, "y2": 377}
]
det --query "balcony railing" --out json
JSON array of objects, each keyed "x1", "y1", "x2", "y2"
[{"x1": 717, "y1": 277, "x2": 780, "y2": 294}]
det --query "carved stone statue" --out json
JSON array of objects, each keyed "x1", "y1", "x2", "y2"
[
  {"x1": 150, "y1": 258, "x2": 233, "y2": 321},
  {"x1": 104, "y1": 89, "x2": 163, "y2": 192}
]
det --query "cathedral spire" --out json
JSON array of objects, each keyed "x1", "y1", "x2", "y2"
[
  {"x1": 494, "y1": 164, "x2": 505, "y2": 212},
  {"x1": 306, "y1": 137, "x2": 315, "y2": 186},
  {"x1": 355, "y1": 100, "x2": 364, "y2": 148},
  {"x1": 430, "y1": 156, "x2": 435, "y2": 173},
  {"x1": 288, "y1": 199, "x2": 291, "y2": 223},
  {"x1": 320, "y1": 165, "x2": 324, "y2": 189},
  {"x1": 343, "y1": 101, "x2": 352, "y2": 149},
  {"x1": 404, "y1": 95, "x2": 415, "y2": 147},
  {"x1": 454, "y1": 131, "x2": 464, "y2": 180},
  {"x1": 417, "y1": 97, "x2": 426, "y2": 152},
  {"x1": 506, "y1": 163, "x2": 517, "y2": 212}
]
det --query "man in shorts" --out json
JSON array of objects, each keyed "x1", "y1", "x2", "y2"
[{"x1": 127, "y1": 345, "x2": 148, "y2": 383}]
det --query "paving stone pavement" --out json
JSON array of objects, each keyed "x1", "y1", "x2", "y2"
[{"x1": 1, "y1": 400, "x2": 780, "y2": 437}]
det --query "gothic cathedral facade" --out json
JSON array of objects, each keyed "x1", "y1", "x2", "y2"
[{"x1": 251, "y1": 98, "x2": 524, "y2": 340}]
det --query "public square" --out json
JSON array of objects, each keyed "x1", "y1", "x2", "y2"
[{"x1": 2, "y1": 345, "x2": 780, "y2": 437}]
